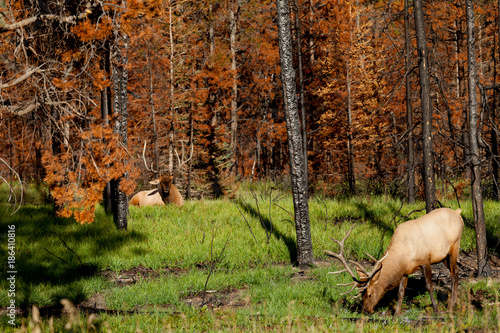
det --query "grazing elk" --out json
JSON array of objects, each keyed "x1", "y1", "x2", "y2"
[
  {"x1": 129, "y1": 174, "x2": 184, "y2": 208},
  {"x1": 325, "y1": 208, "x2": 463, "y2": 315}
]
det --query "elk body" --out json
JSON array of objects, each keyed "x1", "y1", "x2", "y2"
[
  {"x1": 129, "y1": 190, "x2": 165, "y2": 207},
  {"x1": 129, "y1": 175, "x2": 184, "y2": 208},
  {"x1": 326, "y1": 207, "x2": 463, "y2": 315}
]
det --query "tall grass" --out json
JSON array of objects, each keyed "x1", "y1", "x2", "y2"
[{"x1": 1, "y1": 182, "x2": 500, "y2": 331}]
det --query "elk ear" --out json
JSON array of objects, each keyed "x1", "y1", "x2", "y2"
[
  {"x1": 356, "y1": 266, "x2": 368, "y2": 281},
  {"x1": 372, "y1": 270, "x2": 382, "y2": 285},
  {"x1": 149, "y1": 179, "x2": 160, "y2": 185}
]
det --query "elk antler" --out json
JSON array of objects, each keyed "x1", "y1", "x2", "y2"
[
  {"x1": 174, "y1": 139, "x2": 194, "y2": 172},
  {"x1": 142, "y1": 140, "x2": 159, "y2": 174},
  {"x1": 324, "y1": 225, "x2": 388, "y2": 296}
]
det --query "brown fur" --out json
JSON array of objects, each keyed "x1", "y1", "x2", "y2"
[
  {"x1": 129, "y1": 190, "x2": 166, "y2": 207},
  {"x1": 148, "y1": 174, "x2": 184, "y2": 207},
  {"x1": 359, "y1": 208, "x2": 463, "y2": 315}
]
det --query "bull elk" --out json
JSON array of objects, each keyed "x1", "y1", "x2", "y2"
[
  {"x1": 129, "y1": 174, "x2": 184, "y2": 208},
  {"x1": 325, "y1": 207, "x2": 463, "y2": 315},
  {"x1": 130, "y1": 140, "x2": 191, "y2": 208}
]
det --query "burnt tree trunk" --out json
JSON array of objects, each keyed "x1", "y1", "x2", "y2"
[
  {"x1": 101, "y1": 43, "x2": 112, "y2": 213},
  {"x1": 404, "y1": 0, "x2": 415, "y2": 204},
  {"x1": 413, "y1": 0, "x2": 436, "y2": 212},
  {"x1": 111, "y1": 30, "x2": 129, "y2": 230},
  {"x1": 276, "y1": 0, "x2": 314, "y2": 268},
  {"x1": 230, "y1": 0, "x2": 239, "y2": 170},
  {"x1": 466, "y1": 0, "x2": 491, "y2": 277},
  {"x1": 293, "y1": 0, "x2": 309, "y2": 190}
]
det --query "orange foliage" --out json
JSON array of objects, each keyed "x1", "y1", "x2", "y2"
[{"x1": 1, "y1": 0, "x2": 499, "y2": 225}]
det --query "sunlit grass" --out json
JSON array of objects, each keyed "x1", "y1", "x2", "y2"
[{"x1": 1, "y1": 181, "x2": 500, "y2": 331}]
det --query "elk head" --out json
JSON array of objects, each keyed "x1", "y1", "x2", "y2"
[
  {"x1": 148, "y1": 174, "x2": 184, "y2": 207},
  {"x1": 149, "y1": 174, "x2": 174, "y2": 199},
  {"x1": 324, "y1": 225, "x2": 388, "y2": 313}
]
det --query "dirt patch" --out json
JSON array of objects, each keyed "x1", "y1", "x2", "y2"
[
  {"x1": 89, "y1": 252, "x2": 500, "y2": 313},
  {"x1": 98, "y1": 265, "x2": 190, "y2": 287},
  {"x1": 5, "y1": 252, "x2": 500, "y2": 318},
  {"x1": 182, "y1": 287, "x2": 250, "y2": 309}
]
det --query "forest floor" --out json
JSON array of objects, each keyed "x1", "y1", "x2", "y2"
[
  {"x1": 3, "y1": 251, "x2": 497, "y2": 319},
  {"x1": 2, "y1": 187, "x2": 500, "y2": 331},
  {"x1": 66, "y1": 251, "x2": 500, "y2": 316}
]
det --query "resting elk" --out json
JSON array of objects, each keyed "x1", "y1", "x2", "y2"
[
  {"x1": 325, "y1": 207, "x2": 463, "y2": 315},
  {"x1": 129, "y1": 174, "x2": 184, "y2": 208},
  {"x1": 129, "y1": 140, "x2": 190, "y2": 208}
]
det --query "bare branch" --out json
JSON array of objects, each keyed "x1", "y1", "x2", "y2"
[
  {"x1": 2, "y1": 101, "x2": 37, "y2": 116},
  {"x1": 0, "y1": 11, "x2": 92, "y2": 33},
  {"x1": 0, "y1": 67, "x2": 43, "y2": 89},
  {"x1": 0, "y1": 156, "x2": 23, "y2": 215}
]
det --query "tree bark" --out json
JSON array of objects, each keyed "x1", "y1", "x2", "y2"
[
  {"x1": 168, "y1": 0, "x2": 175, "y2": 174},
  {"x1": 413, "y1": 0, "x2": 436, "y2": 213},
  {"x1": 230, "y1": 1, "x2": 239, "y2": 165},
  {"x1": 346, "y1": 62, "x2": 356, "y2": 196},
  {"x1": 492, "y1": 0, "x2": 500, "y2": 199},
  {"x1": 102, "y1": 43, "x2": 112, "y2": 213},
  {"x1": 404, "y1": 0, "x2": 415, "y2": 204},
  {"x1": 466, "y1": 0, "x2": 491, "y2": 277},
  {"x1": 111, "y1": 30, "x2": 129, "y2": 230},
  {"x1": 293, "y1": 0, "x2": 309, "y2": 190},
  {"x1": 276, "y1": 0, "x2": 314, "y2": 268},
  {"x1": 147, "y1": 46, "x2": 160, "y2": 175}
]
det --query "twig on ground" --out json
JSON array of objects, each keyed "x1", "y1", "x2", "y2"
[
  {"x1": 59, "y1": 236, "x2": 83, "y2": 264},
  {"x1": 235, "y1": 198, "x2": 258, "y2": 243},
  {"x1": 202, "y1": 226, "x2": 232, "y2": 306}
]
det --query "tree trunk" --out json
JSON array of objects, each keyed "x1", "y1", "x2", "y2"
[
  {"x1": 168, "y1": 0, "x2": 175, "y2": 174},
  {"x1": 111, "y1": 30, "x2": 129, "y2": 230},
  {"x1": 413, "y1": 0, "x2": 436, "y2": 213},
  {"x1": 276, "y1": 0, "x2": 314, "y2": 268},
  {"x1": 147, "y1": 46, "x2": 159, "y2": 175},
  {"x1": 101, "y1": 85, "x2": 112, "y2": 213},
  {"x1": 293, "y1": 0, "x2": 309, "y2": 190},
  {"x1": 346, "y1": 62, "x2": 356, "y2": 196},
  {"x1": 466, "y1": 0, "x2": 491, "y2": 277},
  {"x1": 186, "y1": 103, "x2": 194, "y2": 199},
  {"x1": 102, "y1": 42, "x2": 112, "y2": 213},
  {"x1": 230, "y1": 1, "x2": 239, "y2": 166},
  {"x1": 404, "y1": 0, "x2": 415, "y2": 204},
  {"x1": 492, "y1": 0, "x2": 500, "y2": 199}
]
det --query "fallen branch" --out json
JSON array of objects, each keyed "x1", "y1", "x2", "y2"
[{"x1": 0, "y1": 11, "x2": 92, "y2": 33}]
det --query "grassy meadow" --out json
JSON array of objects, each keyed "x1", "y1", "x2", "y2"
[{"x1": 1, "y1": 182, "x2": 500, "y2": 332}]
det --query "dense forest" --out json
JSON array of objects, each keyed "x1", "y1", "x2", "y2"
[{"x1": 0, "y1": 0, "x2": 499, "y2": 224}]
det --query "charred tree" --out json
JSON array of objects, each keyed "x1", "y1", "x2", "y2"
[
  {"x1": 404, "y1": 0, "x2": 415, "y2": 204},
  {"x1": 111, "y1": 30, "x2": 129, "y2": 230},
  {"x1": 413, "y1": 0, "x2": 436, "y2": 212},
  {"x1": 465, "y1": 0, "x2": 491, "y2": 277},
  {"x1": 276, "y1": 0, "x2": 314, "y2": 268},
  {"x1": 102, "y1": 43, "x2": 112, "y2": 213}
]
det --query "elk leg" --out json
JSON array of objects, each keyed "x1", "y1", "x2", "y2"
[
  {"x1": 395, "y1": 275, "x2": 408, "y2": 316},
  {"x1": 446, "y1": 247, "x2": 460, "y2": 311},
  {"x1": 422, "y1": 264, "x2": 438, "y2": 312}
]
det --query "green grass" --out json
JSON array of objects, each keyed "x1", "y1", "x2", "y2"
[{"x1": 1, "y1": 182, "x2": 500, "y2": 331}]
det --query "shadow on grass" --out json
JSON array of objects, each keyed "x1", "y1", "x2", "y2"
[
  {"x1": 236, "y1": 199, "x2": 298, "y2": 265},
  {"x1": 351, "y1": 201, "x2": 405, "y2": 258},
  {"x1": 0, "y1": 204, "x2": 147, "y2": 310}
]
